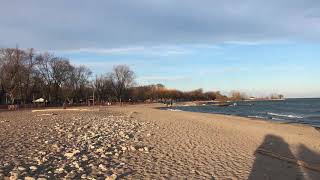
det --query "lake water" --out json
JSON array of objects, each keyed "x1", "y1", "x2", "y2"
[{"x1": 165, "y1": 98, "x2": 320, "y2": 127}]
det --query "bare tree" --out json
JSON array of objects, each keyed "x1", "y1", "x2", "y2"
[
  {"x1": 110, "y1": 65, "x2": 135, "y2": 103},
  {"x1": 64, "y1": 65, "x2": 92, "y2": 103},
  {"x1": 0, "y1": 48, "x2": 27, "y2": 104},
  {"x1": 35, "y1": 52, "x2": 55, "y2": 101},
  {"x1": 94, "y1": 75, "x2": 115, "y2": 103}
]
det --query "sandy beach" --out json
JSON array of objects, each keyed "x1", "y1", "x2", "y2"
[
  {"x1": 111, "y1": 104, "x2": 320, "y2": 179},
  {"x1": 0, "y1": 104, "x2": 320, "y2": 179}
]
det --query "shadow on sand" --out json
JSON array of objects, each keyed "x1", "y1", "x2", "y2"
[{"x1": 249, "y1": 134, "x2": 320, "y2": 180}]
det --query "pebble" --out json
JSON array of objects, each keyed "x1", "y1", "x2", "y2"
[
  {"x1": 129, "y1": 146, "x2": 136, "y2": 151},
  {"x1": 81, "y1": 174, "x2": 87, "y2": 179},
  {"x1": 144, "y1": 147, "x2": 149, "y2": 152},
  {"x1": 0, "y1": 111, "x2": 155, "y2": 179},
  {"x1": 105, "y1": 174, "x2": 117, "y2": 180},
  {"x1": 29, "y1": 166, "x2": 37, "y2": 171},
  {"x1": 98, "y1": 164, "x2": 108, "y2": 172},
  {"x1": 18, "y1": 166, "x2": 26, "y2": 171},
  {"x1": 37, "y1": 178, "x2": 47, "y2": 180},
  {"x1": 25, "y1": 177, "x2": 36, "y2": 180},
  {"x1": 54, "y1": 168, "x2": 64, "y2": 174}
]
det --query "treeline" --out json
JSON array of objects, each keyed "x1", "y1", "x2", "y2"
[
  {"x1": 0, "y1": 48, "x2": 283, "y2": 106},
  {"x1": 0, "y1": 48, "x2": 226, "y2": 105}
]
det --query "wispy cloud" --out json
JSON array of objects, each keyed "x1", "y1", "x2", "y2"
[
  {"x1": 56, "y1": 45, "x2": 192, "y2": 56},
  {"x1": 138, "y1": 75, "x2": 190, "y2": 82}
]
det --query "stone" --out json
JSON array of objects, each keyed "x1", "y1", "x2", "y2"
[
  {"x1": 95, "y1": 148, "x2": 104, "y2": 153},
  {"x1": 144, "y1": 147, "x2": 149, "y2": 152},
  {"x1": 29, "y1": 166, "x2": 37, "y2": 171},
  {"x1": 81, "y1": 155, "x2": 89, "y2": 161},
  {"x1": 9, "y1": 172, "x2": 19, "y2": 180},
  {"x1": 24, "y1": 177, "x2": 36, "y2": 180},
  {"x1": 129, "y1": 146, "x2": 136, "y2": 151},
  {"x1": 105, "y1": 174, "x2": 117, "y2": 180},
  {"x1": 64, "y1": 149, "x2": 80, "y2": 159},
  {"x1": 18, "y1": 166, "x2": 26, "y2": 171},
  {"x1": 80, "y1": 174, "x2": 87, "y2": 179},
  {"x1": 54, "y1": 168, "x2": 64, "y2": 174},
  {"x1": 98, "y1": 164, "x2": 107, "y2": 172}
]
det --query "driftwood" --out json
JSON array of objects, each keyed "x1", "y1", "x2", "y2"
[{"x1": 256, "y1": 148, "x2": 320, "y2": 173}]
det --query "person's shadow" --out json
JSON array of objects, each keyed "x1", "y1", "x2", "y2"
[
  {"x1": 249, "y1": 134, "x2": 320, "y2": 180},
  {"x1": 296, "y1": 144, "x2": 320, "y2": 180},
  {"x1": 249, "y1": 134, "x2": 303, "y2": 180}
]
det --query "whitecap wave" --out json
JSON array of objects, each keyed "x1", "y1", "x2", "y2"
[
  {"x1": 267, "y1": 112, "x2": 303, "y2": 119},
  {"x1": 248, "y1": 115, "x2": 265, "y2": 119},
  {"x1": 167, "y1": 109, "x2": 183, "y2": 112}
]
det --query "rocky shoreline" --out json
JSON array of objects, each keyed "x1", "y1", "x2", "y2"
[{"x1": 0, "y1": 109, "x2": 154, "y2": 180}]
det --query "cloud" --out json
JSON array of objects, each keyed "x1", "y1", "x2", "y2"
[
  {"x1": 138, "y1": 75, "x2": 190, "y2": 82},
  {"x1": 1, "y1": 0, "x2": 320, "y2": 50},
  {"x1": 57, "y1": 45, "x2": 191, "y2": 56}
]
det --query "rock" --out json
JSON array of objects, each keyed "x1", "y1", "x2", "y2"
[
  {"x1": 29, "y1": 166, "x2": 37, "y2": 171},
  {"x1": 81, "y1": 155, "x2": 89, "y2": 161},
  {"x1": 129, "y1": 146, "x2": 136, "y2": 151},
  {"x1": 146, "y1": 133, "x2": 151, "y2": 137},
  {"x1": 37, "y1": 178, "x2": 47, "y2": 180},
  {"x1": 119, "y1": 131, "x2": 125, "y2": 137},
  {"x1": 24, "y1": 177, "x2": 35, "y2": 180},
  {"x1": 98, "y1": 164, "x2": 107, "y2": 172},
  {"x1": 105, "y1": 174, "x2": 117, "y2": 180},
  {"x1": 121, "y1": 147, "x2": 127, "y2": 151},
  {"x1": 95, "y1": 148, "x2": 104, "y2": 153},
  {"x1": 64, "y1": 171, "x2": 76, "y2": 179},
  {"x1": 51, "y1": 144, "x2": 61, "y2": 152},
  {"x1": 54, "y1": 168, "x2": 64, "y2": 174},
  {"x1": 64, "y1": 149, "x2": 80, "y2": 158},
  {"x1": 144, "y1": 147, "x2": 149, "y2": 152},
  {"x1": 18, "y1": 166, "x2": 26, "y2": 171},
  {"x1": 9, "y1": 172, "x2": 19, "y2": 180},
  {"x1": 72, "y1": 162, "x2": 80, "y2": 169},
  {"x1": 80, "y1": 174, "x2": 87, "y2": 179}
]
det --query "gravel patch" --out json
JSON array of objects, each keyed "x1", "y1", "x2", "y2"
[{"x1": 0, "y1": 109, "x2": 154, "y2": 179}]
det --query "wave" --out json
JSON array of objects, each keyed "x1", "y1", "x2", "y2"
[
  {"x1": 248, "y1": 115, "x2": 266, "y2": 119},
  {"x1": 167, "y1": 108, "x2": 183, "y2": 112},
  {"x1": 271, "y1": 117, "x2": 287, "y2": 121},
  {"x1": 267, "y1": 112, "x2": 303, "y2": 119}
]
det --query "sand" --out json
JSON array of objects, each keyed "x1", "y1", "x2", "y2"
[
  {"x1": 0, "y1": 103, "x2": 319, "y2": 179},
  {"x1": 110, "y1": 103, "x2": 320, "y2": 179}
]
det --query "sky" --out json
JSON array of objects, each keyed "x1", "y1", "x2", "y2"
[{"x1": 1, "y1": 0, "x2": 320, "y2": 97}]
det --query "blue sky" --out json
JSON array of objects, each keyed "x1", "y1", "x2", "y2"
[
  {"x1": 1, "y1": 0, "x2": 320, "y2": 97},
  {"x1": 56, "y1": 42, "x2": 320, "y2": 98}
]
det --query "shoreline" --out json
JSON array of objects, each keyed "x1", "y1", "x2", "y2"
[{"x1": 165, "y1": 105, "x2": 320, "y2": 129}]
